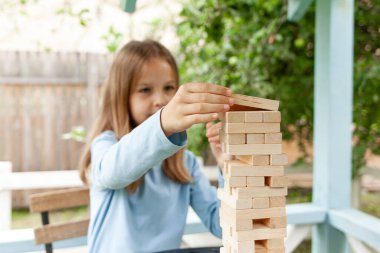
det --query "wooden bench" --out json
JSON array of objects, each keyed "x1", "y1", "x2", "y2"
[{"x1": 29, "y1": 187, "x2": 90, "y2": 253}]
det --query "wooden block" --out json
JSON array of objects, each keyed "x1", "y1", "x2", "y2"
[
  {"x1": 224, "y1": 175, "x2": 247, "y2": 187},
  {"x1": 237, "y1": 155, "x2": 270, "y2": 166},
  {"x1": 245, "y1": 111, "x2": 263, "y2": 122},
  {"x1": 247, "y1": 177, "x2": 265, "y2": 187},
  {"x1": 225, "y1": 144, "x2": 282, "y2": 155},
  {"x1": 265, "y1": 133, "x2": 282, "y2": 144},
  {"x1": 223, "y1": 160, "x2": 229, "y2": 175},
  {"x1": 225, "y1": 236, "x2": 284, "y2": 253},
  {"x1": 220, "y1": 130, "x2": 246, "y2": 145},
  {"x1": 235, "y1": 241, "x2": 255, "y2": 253},
  {"x1": 220, "y1": 235, "x2": 232, "y2": 253},
  {"x1": 269, "y1": 197, "x2": 286, "y2": 208},
  {"x1": 222, "y1": 123, "x2": 245, "y2": 133},
  {"x1": 256, "y1": 242, "x2": 285, "y2": 253},
  {"x1": 221, "y1": 232, "x2": 255, "y2": 253},
  {"x1": 265, "y1": 176, "x2": 288, "y2": 188},
  {"x1": 221, "y1": 203, "x2": 286, "y2": 221},
  {"x1": 254, "y1": 244, "x2": 267, "y2": 253},
  {"x1": 247, "y1": 134, "x2": 265, "y2": 144},
  {"x1": 222, "y1": 226, "x2": 285, "y2": 253},
  {"x1": 252, "y1": 198, "x2": 269, "y2": 209},
  {"x1": 224, "y1": 244, "x2": 232, "y2": 253},
  {"x1": 220, "y1": 223, "x2": 233, "y2": 241},
  {"x1": 218, "y1": 188, "x2": 252, "y2": 209},
  {"x1": 267, "y1": 249, "x2": 285, "y2": 253},
  {"x1": 223, "y1": 123, "x2": 280, "y2": 134},
  {"x1": 232, "y1": 186, "x2": 288, "y2": 199},
  {"x1": 232, "y1": 224, "x2": 287, "y2": 241},
  {"x1": 224, "y1": 181, "x2": 232, "y2": 195},
  {"x1": 260, "y1": 238, "x2": 285, "y2": 249},
  {"x1": 220, "y1": 212, "x2": 253, "y2": 231},
  {"x1": 230, "y1": 94, "x2": 280, "y2": 111},
  {"x1": 263, "y1": 111, "x2": 281, "y2": 122},
  {"x1": 220, "y1": 111, "x2": 246, "y2": 123},
  {"x1": 228, "y1": 160, "x2": 284, "y2": 177},
  {"x1": 270, "y1": 154, "x2": 288, "y2": 166},
  {"x1": 264, "y1": 217, "x2": 287, "y2": 229},
  {"x1": 227, "y1": 224, "x2": 233, "y2": 237}
]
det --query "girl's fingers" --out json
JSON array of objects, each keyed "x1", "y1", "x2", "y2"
[
  {"x1": 206, "y1": 121, "x2": 222, "y2": 134},
  {"x1": 211, "y1": 122, "x2": 222, "y2": 129},
  {"x1": 182, "y1": 103, "x2": 230, "y2": 115},
  {"x1": 206, "y1": 123, "x2": 222, "y2": 138},
  {"x1": 182, "y1": 93, "x2": 234, "y2": 106},
  {"x1": 185, "y1": 113, "x2": 219, "y2": 126},
  {"x1": 183, "y1": 83, "x2": 232, "y2": 96},
  {"x1": 208, "y1": 136, "x2": 219, "y2": 143}
]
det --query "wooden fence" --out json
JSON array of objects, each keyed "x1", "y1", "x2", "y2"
[{"x1": 0, "y1": 51, "x2": 114, "y2": 207}]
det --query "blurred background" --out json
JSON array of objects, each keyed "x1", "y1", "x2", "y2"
[{"x1": 0, "y1": 0, "x2": 379, "y2": 252}]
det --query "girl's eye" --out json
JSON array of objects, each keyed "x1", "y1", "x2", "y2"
[
  {"x1": 164, "y1": 85, "x2": 175, "y2": 91},
  {"x1": 139, "y1": 87, "x2": 151, "y2": 93}
]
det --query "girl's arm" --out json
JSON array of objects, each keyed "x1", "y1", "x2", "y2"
[
  {"x1": 91, "y1": 83, "x2": 232, "y2": 189},
  {"x1": 188, "y1": 153, "x2": 222, "y2": 238},
  {"x1": 91, "y1": 109, "x2": 186, "y2": 189}
]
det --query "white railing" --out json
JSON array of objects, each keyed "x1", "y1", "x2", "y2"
[
  {"x1": 0, "y1": 162, "x2": 12, "y2": 230},
  {"x1": 0, "y1": 162, "x2": 83, "y2": 231}
]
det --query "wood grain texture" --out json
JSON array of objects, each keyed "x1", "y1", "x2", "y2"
[
  {"x1": 34, "y1": 219, "x2": 89, "y2": 244},
  {"x1": 29, "y1": 187, "x2": 89, "y2": 212},
  {"x1": 231, "y1": 94, "x2": 279, "y2": 111}
]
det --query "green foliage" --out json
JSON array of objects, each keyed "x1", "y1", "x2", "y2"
[
  {"x1": 352, "y1": 0, "x2": 380, "y2": 177},
  {"x1": 178, "y1": 0, "x2": 380, "y2": 177},
  {"x1": 187, "y1": 123, "x2": 208, "y2": 157},
  {"x1": 62, "y1": 126, "x2": 87, "y2": 143},
  {"x1": 56, "y1": 6, "x2": 91, "y2": 27},
  {"x1": 101, "y1": 26, "x2": 124, "y2": 53}
]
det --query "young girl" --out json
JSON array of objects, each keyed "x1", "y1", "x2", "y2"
[{"x1": 79, "y1": 40, "x2": 233, "y2": 253}]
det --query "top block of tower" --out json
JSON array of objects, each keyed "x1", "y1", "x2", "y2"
[{"x1": 230, "y1": 94, "x2": 279, "y2": 111}]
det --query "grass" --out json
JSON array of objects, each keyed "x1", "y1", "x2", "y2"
[
  {"x1": 294, "y1": 240, "x2": 311, "y2": 253},
  {"x1": 12, "y1": 206, "x2": 88, "y2": 229},
  {"x1": 287, "y1": 188, "x2": 313, "y2": 204},
  {"x1": 361, "y1": 192, "x2": 380, "y2": 218}
]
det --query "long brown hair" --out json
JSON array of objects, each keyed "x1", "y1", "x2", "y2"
[{"x1": 79, "y1": 40, "x2": 191, "y2": 192}]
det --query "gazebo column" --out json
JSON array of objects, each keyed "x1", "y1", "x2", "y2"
[{"x1": 313, "y1": 0, "x2": 354, "y2": 252}]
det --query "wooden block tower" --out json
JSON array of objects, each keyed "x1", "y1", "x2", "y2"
[{"x1": 218, "y1": 94, "x2": 288, "y2": 253}]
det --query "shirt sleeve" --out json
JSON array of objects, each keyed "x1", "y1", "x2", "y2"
[
  {"x1": 90, "y1": 109, "x2": 187, "y2": 189},
  {"x1": 188, "y1": 152, "x2": 222, "y2": 238}
]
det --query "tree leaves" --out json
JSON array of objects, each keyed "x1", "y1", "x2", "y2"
[{"x1": 178, "y1": 0, "x2": 380, "y2": 176}]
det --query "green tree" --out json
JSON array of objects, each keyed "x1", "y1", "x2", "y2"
[{"x1": 177, "y1": 0, "x2": 380, "y2": 177}]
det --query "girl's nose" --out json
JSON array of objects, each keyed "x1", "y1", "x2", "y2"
[{"x1": 153, "y1": 93, "x2": 166, "y2": 109}]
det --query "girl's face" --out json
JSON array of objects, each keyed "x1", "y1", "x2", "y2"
[{"x1": 129, "y1": 58, "x2": 177, "y2": 126}]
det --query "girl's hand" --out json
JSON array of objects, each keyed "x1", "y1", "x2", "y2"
[
  {"x1": 206, "y1": 121, "x2": 232, "y2": 170},
  {"x1": 161, "y1": 83, "x2": 234, "y2": 136}
]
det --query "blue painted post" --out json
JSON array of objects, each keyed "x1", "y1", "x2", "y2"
[
  {"x1": 287, "y1": 0, "x2": 314, "y2": 22},
  {"x1": 121, "y1": 0, "x2": 137, "y2": 13},
  {"x1": 312, "y1": 0, "x2": 354, "y2": 252}
]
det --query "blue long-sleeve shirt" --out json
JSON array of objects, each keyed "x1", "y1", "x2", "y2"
[{"x1": 87, "y1": 109, "x2": 222, "y2": 253}]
